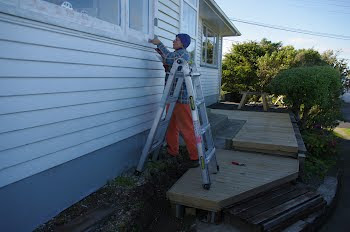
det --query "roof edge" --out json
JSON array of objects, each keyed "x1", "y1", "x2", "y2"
[{"x1": 203, "y1": 0, "x2": 241, "y2": 36}]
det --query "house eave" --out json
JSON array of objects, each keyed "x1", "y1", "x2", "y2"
[{"x1": 199, "y1": 0, "x2": 241, "y2": 37}]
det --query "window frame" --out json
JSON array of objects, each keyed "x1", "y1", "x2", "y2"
[
  {"x1": 4, "y1": 0, "x2": 155, "y2": 46},
  {"x1": 127, "y1": 0, "x2": 154, "y2": 40},
  {"x1": 201, "y1": 23, "x2": 219, "y2": 68}
]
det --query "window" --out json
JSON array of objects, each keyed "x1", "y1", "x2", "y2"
[
  {"x1": 182, "y1": 2, "x2": 196, "y2": 37},
  {"x1": 36, "y1": 0, "x2": 154, "y2": 43},
  {"x1": 202, "y1": 25, "x2": 218, "y2": 66},
  {"x1": 181, "y1": 0, "x2": 198, "y2": 65},
  {"x1": 129, "y1": 0, "x2": 149, "y2": 34},
  {"x1": 43, "y1": 0, "x2": 121, "y2": 26}
]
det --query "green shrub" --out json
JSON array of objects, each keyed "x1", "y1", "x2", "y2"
[
  {"x1": 269, "y1": 66, "x2": 342, "y2": 129},
  {"x1": 303, "y1": 129, "x2": 338, "y2": 179},
  {"x1": 302, "y1": 129, "x2": 337, "y2": 157}
]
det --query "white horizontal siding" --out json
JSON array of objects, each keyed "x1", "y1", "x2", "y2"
[
  {"x1": 0, "y1": 86, "x2": 163, "y2": 116},
  {"x1": 197, "y1": 18, "x2": 203, "y2": 67},
  {"x1": 0, "y1": 59, "x2": 165, "y2": 78},
  {"x1": 0, "y1": 119, "x2": 152, "y2": 188},
  {"x1": 0, "y1": 104, "x2": 159, "y2": 152},
  {"x1": 0, "y1": 94, "x2": 161, "y2": 136},
  {"x1": 0, "y1": 40, "x2": 161, "y2": 69},
  {"x1": 170, "y1": 0, "x2": 180, "y2": 6},
  {"x1": 0, "y1": 111, "x2": 156, "y2": 171},
  {"x1": 197, "y1": 18, "x2": 222, "y2": 100},
  {"x1": 200, "y1": 67, "x2": 220, "y2": 96},
  {"x1": 0, "y1": 77, "x2": 163, "y2": 96},
  {"x1": 0, "y1": 12, "x2": 164, "y2": 187},
  {"x1": 156, "y1": 0, "x2": 180, "y2": 49},
  {"x1": 158, "y1": 2, "x2": 179, "y2": 20}
]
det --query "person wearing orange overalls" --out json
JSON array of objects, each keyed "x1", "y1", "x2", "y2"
[{"x1": 149, "y1": 34, "x2": 199, "y2": 168}]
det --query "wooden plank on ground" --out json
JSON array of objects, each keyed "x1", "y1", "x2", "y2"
[
  {"x1": 238, "y1": 188, "x2": 310, "y2": 220},
  {"x1": 264, "y1": 198, "x2": 326, "y2": 232},
  {"x1": 225, "y1": 183, "x2": 326, "y2": 232},
  {"x1": 228, "y1": 183, "x2": 296, "y2": 215},
  {"x1": 248, "y1": 191, "x2": 320, "y2": 225}
]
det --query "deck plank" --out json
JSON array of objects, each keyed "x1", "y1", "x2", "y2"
[
  {"x1": 210, "y1": 110, "x2": 299, "y2": 156},
  {"x1": 167, "y1": 149, "x2": 299, "y2": 211}
]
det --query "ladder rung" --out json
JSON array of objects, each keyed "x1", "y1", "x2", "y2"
[
  {"x1": 150, "y1": 140, "x2": 163, "y2": 153},
  {"x1": 196, "y1": 99, "x2": 205, "y2": 106},
  {"x1": 159, "y1": 118, "x2": 171, "y2": 128},
  {"x1": 205, "y1": 147, "x2": 216, "y2": 164},
  {"x1": 201, "y1": 123, "x2": 210, "y2": 134},
  {"x1": 191, "y1": 72, "x2": 201, "y2": 77},
  {"x1": 167, "y1": 97, "x2": 178, "y2": 104}
]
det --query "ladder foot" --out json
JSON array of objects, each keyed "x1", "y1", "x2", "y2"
[
  {"x1": 202, "y1": 184, "x2": 211, "y2": 190},
  {"x1": 211, "y1": 165, "x2": 220, "y2": 174}
]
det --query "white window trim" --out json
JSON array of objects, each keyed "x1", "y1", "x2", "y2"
[
  {"x1": 0, "y1": 0, "x2": 155, "y2": 47},
  {"x1": 126, "y1": 0, "x2": 155, "y2": 42},
  {"x1": 201, "y1": 23, "x2": 219, "y2": 68}
]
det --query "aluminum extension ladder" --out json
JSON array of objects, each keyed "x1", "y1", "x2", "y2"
[{"x1": 135, "y1": 58, "x2": 219, "y2": 190}]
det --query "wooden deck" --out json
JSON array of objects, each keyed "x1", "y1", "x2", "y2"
[
  {"x1": 225, "y1": 183, "x2": 326, "y2": 232},
  {"x1": 167, "y1": 149, "x2": 299, "y2": 212},
  {"x1": 210, "y1": 110, "x2": 299, "y2": 157}
]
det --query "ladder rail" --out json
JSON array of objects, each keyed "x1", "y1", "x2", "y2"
[
  {"x1": 184, "y1": 71, "x2": 212, "y2": 188},
  {"x1": 136, "y1": 60, "x2": 184, "y2": 172},
  {"x1": 136, "y1": 58, "x2": 218, "y2": 190}
]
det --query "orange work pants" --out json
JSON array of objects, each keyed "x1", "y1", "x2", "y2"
[{"x1": 166, "y1": 103, "x2": 198, "y2": 160}]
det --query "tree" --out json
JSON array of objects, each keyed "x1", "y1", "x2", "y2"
[
  {"x1": 222, "y1": 39, "x2": 281, "y2": 93},
  {"x1": 257, "y1": 46, "x2": 297, "y2": 91},
  {"x1": 293, "y1": 49, "x2": 326, "y2": 67},
  {"x1": 269, "y1": 66, "x2": 342, "y2": 129},
  {"x1": 321, "y1": 50, "x2": 350, "y2": 91},
  {"x1": 222, "y1": 39, "x2": 350, "y2": 98}
]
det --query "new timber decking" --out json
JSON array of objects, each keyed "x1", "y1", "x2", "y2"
[
  {"x1": 167, "y1": 149, "x2": 299, "y2": 212},
  {"x1": 210, "y1": 110, "x2": 299, "y2": 157}
]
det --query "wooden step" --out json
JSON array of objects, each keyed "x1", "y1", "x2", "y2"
[
  {"x1": 210, "y1": 109, "x2": 299, "y2": 158},
  {"x1": 224, "y1": 183, "x2": 326, "y2": 232}
]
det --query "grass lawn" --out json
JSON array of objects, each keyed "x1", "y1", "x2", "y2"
[{"x1": 333, "y1": 128, "x2": 350, "y2": 140}]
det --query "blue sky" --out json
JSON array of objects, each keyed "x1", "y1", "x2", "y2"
[{"x1": 215, "y1": 0, "x2": 350, "y2": 64}]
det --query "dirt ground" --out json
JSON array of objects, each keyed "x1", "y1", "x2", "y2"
[{"x1": 35, "y1": 147, "x2": 199, "y2": 232}]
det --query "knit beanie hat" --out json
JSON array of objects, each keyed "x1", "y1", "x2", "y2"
[{"x1": 176, "y1": 33, "x2": 191, "y2": 48}]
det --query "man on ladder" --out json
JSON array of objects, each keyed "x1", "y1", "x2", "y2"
[{"x1": 149, "y1": 34, "x2": 199, "y2": 168}]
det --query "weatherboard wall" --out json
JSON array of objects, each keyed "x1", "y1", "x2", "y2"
[{"x1": 0, "y1": 1, "x2": 166, "y2": 231}]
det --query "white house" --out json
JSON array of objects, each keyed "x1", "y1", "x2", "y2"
[{"x1": 0, "y1": 0, "x2": 240, "y2": 231}]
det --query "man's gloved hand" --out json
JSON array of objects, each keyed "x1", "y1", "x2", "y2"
[{"x1": 149, "y1": 38, "x2": 161, "y2": 45}]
